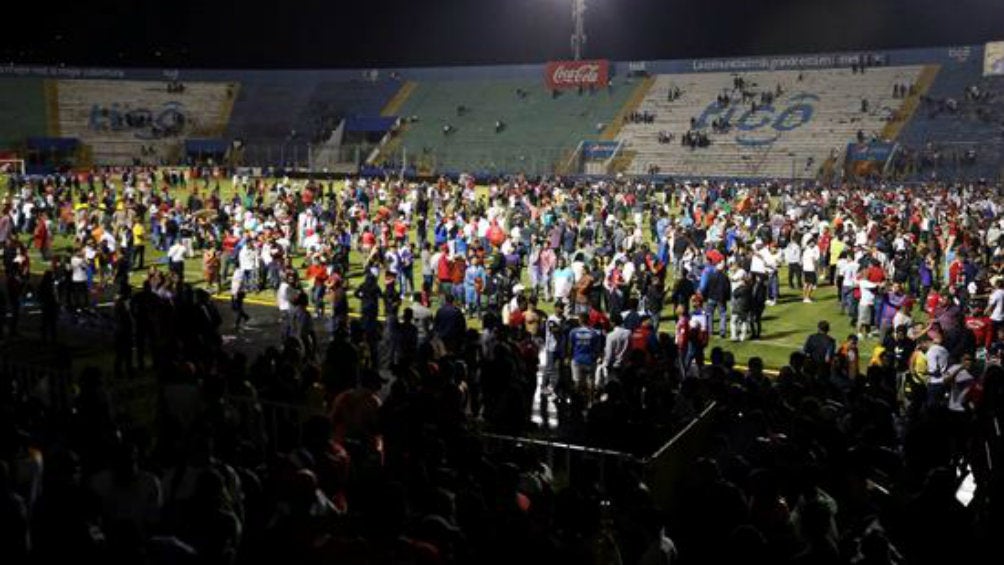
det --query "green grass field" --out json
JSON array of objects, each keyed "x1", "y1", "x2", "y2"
[{"x1": 11, "y1": 176, "x2": 884, "y2": 370}]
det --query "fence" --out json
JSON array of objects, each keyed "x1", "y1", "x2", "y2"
[
  {"x1": 223, "y1": 391, "x2": 718, "y2": 498},
  {"x1": 383, "y1": 144, "x2": 574, "y2": 178},
  {"x1": 0, "y1": 346, "x2": 74, "y2": 412},
  {"x1": 480, "y1": 401, "x2": 718, "y2": 503},
  {"x1": 226, "y1": 395, "x2": 327, "y2": 452}
]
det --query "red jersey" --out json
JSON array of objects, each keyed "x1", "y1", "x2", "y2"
[
  {"x1": 966, "y1": 315, "x2": 993, "y2": 349},
  {"x1": 361, "y1": 231, "x2": 376, "y2": 247},
  {"x1": 222, "y1": 233, "x2": 239, "y2": 254},
  {"x1": 925, "y1": 292, "x2": 942, "y2": 316},
  {"x1": 508, "y1": 308, "x2": 526, "y2": 328},
  {"x1": 866, "y1": 264, "x2": 885, "y2": 284},
  {"x1": 306, "y1": 264, "x2": 328, "y2": 287},
  {"x1": 450, "y1": 258, "x2": 466, "y2": 284},
  {"x1": 588, "y1": 308, "x2": 611, "y2": 332},
  {"x1": 393, "y1": 220, "x2": 408, "y2": 240},
  {"x1": 949, "y1": 260, "x2": 964, "y2": 286},
  {"x1": 437, "y1": 254, "x2": 451, "y2": 282}
]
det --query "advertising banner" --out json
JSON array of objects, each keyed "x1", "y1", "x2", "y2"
[{"x1": 544, "y1": 59, "x2": 609, "y2": 89}]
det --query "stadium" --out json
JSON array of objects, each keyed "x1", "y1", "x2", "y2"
[{"x1": 1, "y1": 1, "x2": 1004, "y2": 564}]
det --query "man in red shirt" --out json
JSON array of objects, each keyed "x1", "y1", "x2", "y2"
[
  {"x1": 449, "y1": 254, "x2": 466, "y2": 304},
  {"x1": 436, "y1": 246, "x2": 452, "y2": 300},
  {"x1": 393, "y1": 216, "x2": 409, "y2": 244},
  {"x1": 305, "y1": 257, "x2": 329, "y2": 318},
  {"x1": 965, "y1": 304, "x2": 994, "y2": 350},
  {"x1": 222, "y1": 231, "x2": 240, "y2": 280}
]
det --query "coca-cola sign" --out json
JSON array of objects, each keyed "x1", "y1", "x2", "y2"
[{"x1": 545, "y1": 59, "x2": 609, "y2": 90}]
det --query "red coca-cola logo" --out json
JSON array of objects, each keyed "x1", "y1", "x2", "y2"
[
  {"x1": 552, "y1": 64, "x2": 600, "y2": 84},
  {"x1": 545, "y1": 59, "x2": 609, "y2": 89}
]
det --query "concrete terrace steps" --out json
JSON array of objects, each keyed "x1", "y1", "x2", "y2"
[
  {"x1": 616, "y1": 66, "x2": 924, "y2": 178},
  {"x1": 391, "y1": 78, "x2": 634, "y2": 175},
  {"x1": 226, "y1": 78, "x2": 400, "y2": 165},
  {"x1": 56, "y1": 79, "x2": 236, "y2": 164},
  {"x1": 0, "y1": 77, "x2": 48, "y2": 147}
]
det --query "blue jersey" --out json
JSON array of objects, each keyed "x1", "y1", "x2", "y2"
[{"x1": 568, "y1": 326, "x2": 601, "y2": 365}]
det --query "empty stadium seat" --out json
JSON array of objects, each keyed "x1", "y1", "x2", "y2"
[
  {"x1": 56, "y1": 80, "x2": 237, "y2": 165},
  {"x1": 226, "y1": 78, "x2": 400, "y2": 166},
  {"x1": 390, "y1": 79, "x2": 633, "y2": 177},
  {"x1": 0, "y1": 78, "x2": 48, "y2": 148},
  {"x1": 896, "y1": 58, "x2": 1004, "y2": 180},
  {"x1": 617, "y1": 67, "x2": 924, "y2": 178}
]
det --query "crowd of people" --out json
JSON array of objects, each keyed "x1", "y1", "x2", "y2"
[{"x1": 1, "y1": 167, "x2": 1004, "y2": 563}]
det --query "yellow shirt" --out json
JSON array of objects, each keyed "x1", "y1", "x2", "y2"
[
  {"x1": 910, "y1": 350, "x2": 929, "y2": 382},
  {"x1": 132, "y1": 223, "x2": 145, "y2": 245},
  {"x1": 830, "y1": 239, "x2": 845, "y2": 266}
]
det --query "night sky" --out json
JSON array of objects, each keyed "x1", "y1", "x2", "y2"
[{"x1": 4, "y1": 0, "x2": 1003, "y2": 68}]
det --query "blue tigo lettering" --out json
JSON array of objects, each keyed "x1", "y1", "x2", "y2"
[
  {"x1": 772, "y1": 94, "x2": 818, "y2": 132},
  {"x1": 736, "y1": 105, "x2": 775, "y2": 131}
]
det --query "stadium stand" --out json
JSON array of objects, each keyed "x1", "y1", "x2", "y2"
[
  {"x1": 2, "y1": 44, "x2": 1002, "y2": 177},
  {"x1": 894, "y1": 57, "x2": 1004, "y2": 180},
  {"x1": 386, "y1": 78, "x2": 634, "y2": 176},
  {"x1": 227, "y1": 78, "x2": 400, "y2": 166},
  {"x1": 616, "y1": 66, "x2": 927, "y2": 178},
  {"x1": 56, "y1": 79, "x2": 237, "y2": 165},
  {"x1": 0, "y1": 78, "x2": 49, "y2": 148}
]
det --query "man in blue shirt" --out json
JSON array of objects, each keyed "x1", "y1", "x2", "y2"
[{"x1": 567, "y1": 312, "x2": 602, "y2": 405}]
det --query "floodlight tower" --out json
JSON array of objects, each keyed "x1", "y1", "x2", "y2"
[{"x1": 571, "y1": 0, "x2": 586, "y2": 60}]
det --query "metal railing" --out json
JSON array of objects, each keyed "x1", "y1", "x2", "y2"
[
  {"x1": 1, "y1": 350, "x2": 73, "y2": 412},
  {"x1": 223, "y1": 389, "x2": 718, "y2": 496},
  {"x1": 226, "y1": 394, "x2": 326, "y2": 452},
  {"x1": 480, "y1": 401, "x2": 718, "y2": 495}
]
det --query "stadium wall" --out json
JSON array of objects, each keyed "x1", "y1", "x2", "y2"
[{"x1": 0, "y1": 44, "x2": 985, "y2": 83}]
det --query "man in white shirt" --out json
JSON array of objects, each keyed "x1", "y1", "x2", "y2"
[
  {"x1": 986, "y1": 277, "x2": 1004, "y2": 333},
  {"x1": 603, "y1": 313, "x2": 632, "y2": 383},
  {"x1": 277, "y1": 275, "x2": 294, "y2": 340},
  {"x1": 69, "y1": 252, "x2": 89, "y2": 311},
  {"x1": 926, "y1": 334, "x2": 950, "y2": 405},
  {"x1": 784, "y1": 239, "x2": 802, "y2": 290},
  {"x1": 167, "y1": 241, "x2": 188, "y2": 282},
  {"x1": 801, "y1": 239, "x2": 821, "y2": 303},
  {"x1": 856, "y1": 277, "x2": 880, "y2": 338},
  {"x1": 238, "y1": 241, "x2": 259, "y2": 291}
]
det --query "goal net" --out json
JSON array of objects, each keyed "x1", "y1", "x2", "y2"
[{"x1": 0, "y1": 159, "x2": 25, "y2": 190}]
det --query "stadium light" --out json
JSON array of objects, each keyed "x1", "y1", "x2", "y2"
[{"x1": 571, "y1": 0, "x2": 586, "y2": 60}]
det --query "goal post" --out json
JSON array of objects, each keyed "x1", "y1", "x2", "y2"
[
  {"x1": 0, "y1": 158, "x2": 25, "y2": 191},
  {"x1": 0, "y1": 158, "x2": 26, "y2": 176}
]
